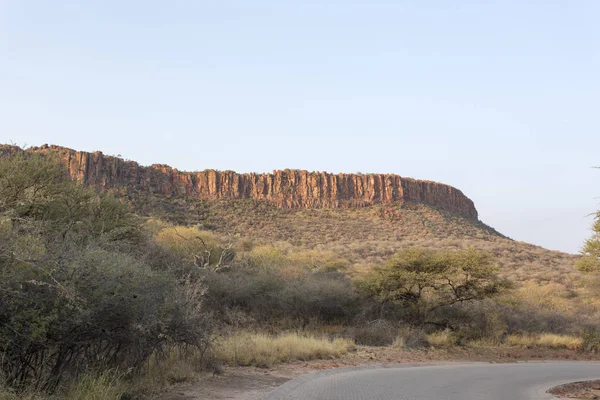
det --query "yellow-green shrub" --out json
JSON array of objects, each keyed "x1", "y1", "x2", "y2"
[
  {"x1": 426, "y1": 330, "x2": 457, "y2": 347},
  {"x1": 64, "y1": 372, "x2": 125, "y2": 400},
  {"x1": 505, "y1": 334, "x2": 582, "y2": 350},
  {"x1": 213, "y1": 332, "x2": 354, "y2": 367}
]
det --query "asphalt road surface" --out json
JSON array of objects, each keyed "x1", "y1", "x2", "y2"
[{"x1": 263, "y1": 362, "x2": 600, "y2": 400}]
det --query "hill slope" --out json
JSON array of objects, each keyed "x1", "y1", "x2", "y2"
[
  {"x1": 163, "y1": 198, "x2": 576, "y2": 283},
  {"x1": 1, "y1": 144, "x2": 578, "y2": 283}
]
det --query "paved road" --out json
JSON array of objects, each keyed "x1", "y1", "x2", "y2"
[{"x1": 263, "y1": 362, "x2": 600, "y2": 400}]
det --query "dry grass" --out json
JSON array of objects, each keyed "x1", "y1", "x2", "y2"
[
  {"x1": 130, "y1": 347, "x2": 205, "y2": 393},
  {"x1": 505, "y1": 334, "x2": 583, "y2": 350},
  {"x1": 213, "y1": 332, "x2": 355, "y2": 367},
  {"x1": 0, "y1": 347, "x2": 209, "y2": 400},
  {"x1": 63, "y1": 372, "x2": 126, "y2": 400},
  {"x1": 514, "y1": 281, "x2": 577, "y2": 313},
  {"x1": 426, "y1": 330, "x2": 458, "y2": 347},
  {"x1": 467, "y1": 337, "x2": 503, "y2": 347},
  {"x1": 0, "y1": 389, "x2": 43, "y2": 400},
  {"x1": 1, "y1": 371, "x2": 129, "y2": 400}
]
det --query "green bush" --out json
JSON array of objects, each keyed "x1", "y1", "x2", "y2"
[
  {"x1": 393, "y1": 325, "x2": 428, "y2": 348},
  {"x1": 0, "y1": 152, "x2": 214, "y2": 393},
  {"x1": 582, "y1": 328, "x2": 600, "y2": 353},
  {"x1": 352, "y1": 320, "x2": 396, "y2": 346},
  {"x1": 203, "y1": 267, "x2": 359, "y2": 327}
]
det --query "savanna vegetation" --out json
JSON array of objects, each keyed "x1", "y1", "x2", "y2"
[
  {"x1": 576, "y1": 210, "x2": 600, "y2": 273},
  {"x1": 129, "y1": 191, "x2": 579, "y2": 284},
  {"x1": 1, "y1": 151, "x2": 599, "y2": 399},
  {"x1": 0, "y1": 153, "x2": 213, "y2": 398}
]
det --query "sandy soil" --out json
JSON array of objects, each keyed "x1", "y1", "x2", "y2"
[
  {"x1": 549, "y1": 380, "x2": 600, "y2": 399},
  {"x1": 158, "y1": 346, "x2": 600, "y2": 400}
]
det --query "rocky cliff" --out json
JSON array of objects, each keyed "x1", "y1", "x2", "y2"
[{"x1": 1, "y1": 144, "x2": 478, "y2": 220}]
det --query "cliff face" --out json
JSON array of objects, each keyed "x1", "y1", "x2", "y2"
[{"x1": 1, "y1": 144, "x2": 478, "y2": 220}]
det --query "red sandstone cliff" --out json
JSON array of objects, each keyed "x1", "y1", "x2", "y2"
[{"x1": 0, "y1": 144, "x2": 478, "y2": 220}]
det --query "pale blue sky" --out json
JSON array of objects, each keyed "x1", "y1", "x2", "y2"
[{"x1": 1, "y1": 1, "x2": 599, "y2": 253}]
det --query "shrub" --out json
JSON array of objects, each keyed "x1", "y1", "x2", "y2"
[
  {"x1": 582, "y1": 329, "x2": 600, "y2": 353},
  {"x1": 0, "y1": 152, "x2": 214, "y2": 393},
  {"x1": 447, "y1": 300, "x2": 508, "y2": 342},
  {"x1": 203, "y1": 267, "x2": 359, "y2": 326},
  {"x1": 153, "y1": 225, "x2": 233, "y2": 269},
  {"x1": 393, "y1": 326, "x2": 427, "y2": 348},
  {"x1": 277, "y1": 271, "x2": 359, "y2": 325},
  {"x1": 352, "y1": 320, "x2": 397, "y2": 346},
  {"x1": 504, "y1": 307, "x2": 572, "y2": 335}
]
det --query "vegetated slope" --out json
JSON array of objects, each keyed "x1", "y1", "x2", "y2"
[
  {"x1": 1, "y1": 144, "x2": 579, "y2": 284},
  {"x1": 139, "y1": 194, "x2": 578, "y2": 284}
]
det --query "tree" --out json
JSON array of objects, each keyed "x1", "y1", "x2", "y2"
[
  {"x1": 577, "y1": 166, "x2": 600, "y2": 273},
  {"x1": 358, "y1": 247, "x2": 510, "y2": 327},
  {"x1": 576, "y1": 211, "x2": 600, "y2": 273}
]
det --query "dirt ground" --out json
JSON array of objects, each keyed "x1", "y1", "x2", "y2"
[
  {"x1": 158, "y1": 346, "x2": 600, "y2": 400},
  {"x1": 548, "y1": 379, "x2": 600, "y2": 399}
]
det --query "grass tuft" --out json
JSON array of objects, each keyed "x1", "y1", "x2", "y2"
[
  {"x1": 426, "y1": 330, "x2": 457, "y2": 347},
  {"x1": 213, "y1": 332, "x2": 354, "y2": 367},
  {"x1": 505, "y1": 334, "x2": 583, "y2": 350},
  {"x1": 64, "y1": 371, "x2": 126, "y2": 400}
]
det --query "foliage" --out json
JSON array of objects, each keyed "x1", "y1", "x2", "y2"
[
  {"x1": 392, "y1": 325, "x2": 428, "y2": 348},
  {"x1": 358, "y1": 248, "x2": 511, "y2": 327},
  {"x1": 63, "y1": 371, "x2": 126, "y2": 400},
  {"x1": 2, "y1": 148, "x2": 597, "y2": 397},
  {"x1": 352, "y1": 320, "x2": 397, "y2": 346},
  {"x1": 202, "y1": 266, "x2": 359, "y2": 327},
  {"x1": 0, "y1": 152, "x2": 213, "y2": 393},
  {"x1": 577, "y1": 211, "x2": 600, "y2": 273},
  {"x1": 153, "y1": 225, "x2": 235, "y2": 270},
  {"x1": 130, "y1": 194, "x2": 579, "y2": 286},
  {"x1": 582, "y1": 329, "x2": 600, "y2": 353}
]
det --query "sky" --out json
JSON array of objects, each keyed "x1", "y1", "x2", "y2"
[{"x1": 1, "y1": 1, "x2": 599, "y2": 254}]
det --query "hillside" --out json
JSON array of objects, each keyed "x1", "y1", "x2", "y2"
[
  {"x1": 1, "y1": 144, "x2": 579, "y2": 284},
  {"x1": 1, "y1": 142, "x2": 591, "y2": 400},
  {"x1": 145, "y1": 196, "x2": 577, "y2": 284}
]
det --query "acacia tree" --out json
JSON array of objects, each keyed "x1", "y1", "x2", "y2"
[
  {"x1": 359, "y1": 247, "x2": 511, "y2": 327},
  {"x1": 576, "y1": 211, "x2": 600, "y2": 273},
  {"x1": 577, "y1": 166, "x2": 600, "y2": 273}
]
